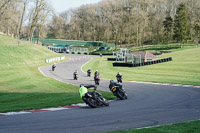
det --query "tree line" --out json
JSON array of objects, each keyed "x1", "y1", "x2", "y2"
[
  {"x1": 0, "y1": 0, "x2": 52, "y2": 42},
  {"x1": 0, "y1": 0, "x2": 200, "y2": 46}
]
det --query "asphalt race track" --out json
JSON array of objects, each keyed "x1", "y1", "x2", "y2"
[{"x1": 0, "y1": 54, "x2": 200, "y2": 133}]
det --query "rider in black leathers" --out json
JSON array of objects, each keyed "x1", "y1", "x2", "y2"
[
  {"x1": 73, "y1": 70, "x2": 78, "y2": 79},
  {"x1": 109, "y1": 80, "x2": 122, "y2": 91},
  {"x1": 94, "y1": 70, "x2": 100, "y2": 85},
  {"x1": 116, "y1": 72, "x2": 122, "y2": 83},
  {"x1": 94, "y1": 70, "x2": 99, "y2": 77},
  {"x1": 87, "y1": 68, "x2": 91, "y2": 77},
  {"x1": 109, "y1": 80, "x2": 127, "y2": 99},
  {"x1": 52, "y1": 63, "x2": 56, "y2": 71}
]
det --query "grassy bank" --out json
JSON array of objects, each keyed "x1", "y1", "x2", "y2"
[
  {"x1": 106, "y1": 120, "x2": 200, "y2": 133},
  {"x1": 83, "y1": 47, "x2": 200, "y2": 86},
  {"x1": 0, "y1": 35, "x2": 114, "y2": 113}
]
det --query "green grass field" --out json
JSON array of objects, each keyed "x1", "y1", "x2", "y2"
[
  {"x1": 106, "y1": 120, "x2": 200, "y2": 133},
  {"x1": 83, "y1": 47, "x2": 200, "y2": 86},
  {"x1": 0, "y1": 35, "x2": 114, "y2": 113},
  {"x1": 129, "y1": 43, "x2": 197, "y2": 52}
]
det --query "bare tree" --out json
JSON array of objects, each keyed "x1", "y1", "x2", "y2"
[
  {"x1": 27, "y1": 0, "x2": 51, "y2": 42},
  {"x1": 0, "y1": 0, "x2": 12, "y2": 19},
  {"x1": 17, "y1": 0, "x2": 30, "y2": 38},
  {"x1": 1, "y1": 0, "x2": 199, "y2": 47}
]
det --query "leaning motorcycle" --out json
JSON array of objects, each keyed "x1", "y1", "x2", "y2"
[
  {"x1": 83, "y1": 89, "x2": 109, "y2": 108},
  {"x1": 110, "y1": 85, "x2": 127, "y2": 100}
]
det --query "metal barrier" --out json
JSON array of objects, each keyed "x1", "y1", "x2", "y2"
[{"x1": 45, "y1": 57, "x2": 65, "y2": 63}]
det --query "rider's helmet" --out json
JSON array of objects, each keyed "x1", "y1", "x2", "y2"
[
  {"x1": 80, "y1": 84, "x2": 84, "y2": 87},
  {"x1": 110, "y1": 80, "x2": 114, "y2": 84}
]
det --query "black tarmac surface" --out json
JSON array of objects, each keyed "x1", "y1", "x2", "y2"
[{"x1": 0, "y1": 54, "x2": 200, "y2": 133}]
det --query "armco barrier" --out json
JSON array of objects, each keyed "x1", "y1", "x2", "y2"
[
  {"x1": 45, "y1": 57, "x2": 65, "y2": 63},
  {"x1": 113, "y1": 57, "x2": 172, "y2": 67}
]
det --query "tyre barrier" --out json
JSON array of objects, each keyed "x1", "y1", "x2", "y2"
[
  {"x1": 107, "y1": 58, "x2": 124, "y2": 61},
  {"x1": 107, "y1": 58, "x2": 117, "y2": 61},
  {"x1": 113, "y1": 57, "x2": 172, "y2": 67}
]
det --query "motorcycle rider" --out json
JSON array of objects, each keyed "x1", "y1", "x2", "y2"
[
  {"x1": 109, "y1": 80, "x2": 122, "y2": 91},
  {"x1": 87, "y1": 68, "x2": 91, "y2": 77},
  {"x1": 116, "y1": 72, "x2": 122, "y2": 82},
  {"x1": 79, "y1": 84, "x2": 97, "y2": 101},
  {"x1": 94, "y1": 70, "x2": 99, "y2": 77},
  {"x1": 109, "y1": 80, "x2": 127, "y2": 97},
  {"x1": 52, "y1": 63, "x2": 56, "y2": 71},
  {"x1": 94, "y1": 70, "x2": 100, "y2": 84},
  {"x1": 73, "y1": 70, "x2": 78, "y2": 79},
  {"x1": 79, "y1": 84, "x2": 109, "y2": 107}
]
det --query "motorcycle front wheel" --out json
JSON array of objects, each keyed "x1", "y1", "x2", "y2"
[{"x1": 100, "y1": 97, "x2": 109, "y2": 106}]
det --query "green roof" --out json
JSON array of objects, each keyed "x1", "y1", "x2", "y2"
[{"x1": 22, "y1": 38, "x2": 115, "y2": 47}]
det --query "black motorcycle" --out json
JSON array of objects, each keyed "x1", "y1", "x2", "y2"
[
  {"x1": 87, "y1": 70, "x2": 91, "y2": 77},
  {"x1": 117, "y1": 77, "x2": 122, "y2": 83},
  {"x1": 83, "y1": 88, "x2": 109, "y2": 108},
  {"x1": 116, "y1": 75, "x2": 122, "y2": 83},
  {"x1": 52, "y1": 64, "x2": 56, "y2": 71},
  {"x1": 94, "y1": 74, "x2": 100, "y2": 85},
  {"x1": 74, "y1": 73, "x2": 78, "y2": 80},
  {"x1": 110, "y1": 85, "x2": 127, "y2": 100}
]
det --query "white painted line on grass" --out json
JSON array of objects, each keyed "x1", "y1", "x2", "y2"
[{"x1": 80, "y1": 57, "x2": 93, "y2": 74}]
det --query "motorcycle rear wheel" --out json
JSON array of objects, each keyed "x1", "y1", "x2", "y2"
[
  {"x1": 116, "y1": 89, "x2": 125, "y2": 100},
  {"x1": 86, "y1": 98, "x2": 97, "y2": 108},
  {"x1": 95, "y1": 80, "x2": 99, "y2": 85}
]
